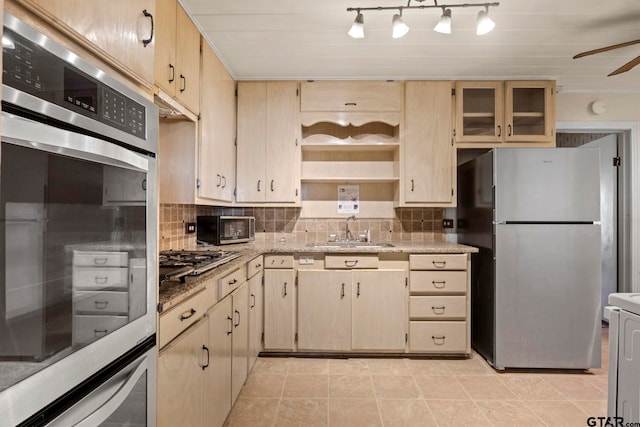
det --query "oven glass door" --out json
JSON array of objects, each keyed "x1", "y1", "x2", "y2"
[{"x1": 0, "y1": 112, "x2": 154, "y2": 395}]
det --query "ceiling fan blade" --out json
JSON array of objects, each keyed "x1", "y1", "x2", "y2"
[
  {"x1": 573, "y1": 39, "x2": 640, "y2": 59},
  {"x1": 608, "y1": 55, "x2": 640, "y2": 76}
]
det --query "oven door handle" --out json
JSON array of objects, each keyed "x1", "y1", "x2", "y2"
[
  {"x1": 2, "y1": 112, "x2": 149, "y2": 173},
  {"x1": 48, "y1": 352, "x2": 152, "y2": 427}
]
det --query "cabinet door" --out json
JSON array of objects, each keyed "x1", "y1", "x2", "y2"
[
  {"x1": 199, "y1": 42, "x2": 236, "y2": 202},
  {"x1": 248, "y1": 271, "x2": 263, "y2": 372},
  {"x1": 174, "y1": 5, "x2": 201, "y2": 114},
  {"x1": 266, "y1": 82, "x2": 300, "y2": 202},
  {"x1": 297, "y1": 270, "x2": 351, "y2": 351},
  {"x1": 300, "y1": 81, "x2": 403, "y2": 112},
  {"x1": 454, "y1": 81, "x2": 503, "y2": 143},
  {"x1": 504, "y1": 81, "x2": 555, "y2": 143},
  {"x1": 153, "y1": 0, "x2": 177, "y2": 95},
  {"x1": 158, "y1": 318, "x2": 207, "y2": 427},
  {"x1": 263, "y1": 269, "x2": 296, "y2": 350},
  {"x1": 352, "y1": 270, "x2": 407, "y2": 351},
  {"x1": 232, "y1": 282, "x2": 249, "y2": 404},
  {"x1": 204, "y1": 297, "x2": 233, "y2": 427},
  {"x1": 404, "y1": 81, "x2": 455, "y2": 205},
  {"x1": 236, "y1": 82, "x2": 267, "y2": 202},
  {"x1": 17, "y1": 0, "x2": 155, "y2": 88}
]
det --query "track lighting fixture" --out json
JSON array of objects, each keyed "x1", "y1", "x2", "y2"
[
  {"x1": 348, "y1": 12, "x2": 365, "y2": 39},
  {"x1": 434, "y1": 8, "x2": 452, "y2": 34},
  {"x1": 392, "y1": 10, "x2": 410, "y2": 38},
  {"x1": 476, "y1": 7, "x2": 496, "y2": 35},
  {"x1": 347, "y1": 0, "x2": 499, "y2": 39}
]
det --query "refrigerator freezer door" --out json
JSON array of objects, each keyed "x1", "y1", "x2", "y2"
[
  {"x1": 494, "y1": 148, "x2": 601, "y2": 222},
  {"x1": 495, "y1": 223, "x2": 601, "y2": 369}
]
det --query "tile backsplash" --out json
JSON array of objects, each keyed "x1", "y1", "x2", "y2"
[{"x1": 159, "y1": 205, "x2": 445, "y2": 251}]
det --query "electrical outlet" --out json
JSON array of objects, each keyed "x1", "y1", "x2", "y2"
[
  {"x1": 185, "y1": 222, "x2": 196, "y2": 234},
  {"x1": 442, "y1": 218, "x2": 454, "y2": 229}
]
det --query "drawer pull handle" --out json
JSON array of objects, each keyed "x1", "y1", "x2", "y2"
[
  {"x1": 168, "y1": 64, "x2": 175, "y2": 83},
  {"x1": 229, "y1": 278, "x2": 238, "y2": 286},
  {"x1": 227, "y1": 316, "x2": 233, "y2": 335},
  {"x1": 251, "y1": 293, "x2": 256, "y2": 308},
  {"x1": 202, "y1": 345, "x2": 210, "y2": 370},
  {"x1": 432, "y1": 261, "x2": 447, "y2": 268},
  {"x1": 234, "y1": 309, "x2": 241, "y2": 327},
  {"x1": 93, "y1": 258, "x2": 108, "y2": 265},
  {"x1": 432, "y1": 335, "x2": 446, "y2": 345},
  {"x1": 345, "y1": 102, "x2": 357, "y2": 106},
  {"x1": 94, "y1": 276, "x2": 108, "y2": 284},
  {"x1": 432, "y1": 280, "x2": 446, "y2": 289},
  {"x1": 341, "y1": 283, "x2": 345, "y2": 299},
  {"x1": 256, "y1": 263, "x2": 262, "y2": 268},
  {"x1": 497, "y1": 125, "x2": 502, "y2": 137},
  {"x1": 432, "y1": 306, "x2": 446, "y2": 314},
  {"x1": 94, "y1": 329, "x2": 108, "y2": 337},
  {"x1": 357, "y1": 282, "x2": 361, "y2": 297},
  {"x1": 344, "y1": 259, "x2": 359, "y2": 267},
  {"x1": 141, "y1": 9, "x2": 154, "y2": 47},
  {"x1": 94, "y1": 300, "x2": 109, "y2": 310},
  {"x1": 283, "y1": 282, "x2": 288, "y2": 297},
  {"x1": 257, "y1": 180, "x2": 261, "y2": 192},
  {"x1": 179, "y1": 308, "x2": 196, "y2": 321}
]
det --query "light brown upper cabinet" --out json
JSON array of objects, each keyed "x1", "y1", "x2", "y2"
[
  {"x1": 300, "y1": 81, "x2": 403, "y2": 112},
  {"x1": 15, "y1": 0, "x2": 155, "y2": 89},
  {"x1": 403, "y1": 81, "x2": 456, "y2": 206},
  {"x1": 198, "y1": 42, "x2": 236, "y2": 203},
  {"x1": 455, "y1": 80, "x2": 555, "y2": 147},
  {"x1": 236, "y1": 81, "x2": 300, "y2": 204},
  {"x1": 154, "y1": 0, "x2": 201, "y2": 114}
]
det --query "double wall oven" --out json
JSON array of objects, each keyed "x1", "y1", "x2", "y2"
[{"x1": 0, "y1": 13, "x2": 157, "y2": 427}]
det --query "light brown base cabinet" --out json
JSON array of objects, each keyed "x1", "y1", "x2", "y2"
[
  {"x1": 263, "y1": 255, "x2": 296, "y2": 350},
  {"x1": 408, "y1": 254, "x2": 471, "y2": 354},
  {"x1": 297, "y1": 268, "x2": 407, "y2": 352},
  {"x1": 158, "y1": 277, "x2": 250, "y2": 427},
  {"x1": 247, "y1": 255, "x2": 264, "y2": 371}
]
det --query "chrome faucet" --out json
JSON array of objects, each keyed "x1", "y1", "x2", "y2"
[{"x1": 345, "y1": 215, "x2": 356, "y2": 241}]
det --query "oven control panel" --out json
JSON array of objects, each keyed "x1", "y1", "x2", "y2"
[{"x1": 2, "y1": 27, "x2": 146, "y2": 140}]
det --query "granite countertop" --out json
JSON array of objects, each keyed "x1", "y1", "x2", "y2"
[{"x1": 158, "y1": 241, "x2": 478, "y2": 313}]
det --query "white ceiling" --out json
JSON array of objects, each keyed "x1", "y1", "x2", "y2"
[{"x1": 181, "y1": 0, "x2": 640, "y2": 93}]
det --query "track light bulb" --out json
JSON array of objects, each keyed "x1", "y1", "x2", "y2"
[
  {"x1": 348, "y1": 12, "x2": 365, "y2": 38},
  {"x1": 392, "y1": 12, "x2": 409, "y2": 39},
  {"x1": 434, "y1": 8, "x2": 452, "y2": 34},
  {"x1": 476, "y1": 9, "x2": 495, "y2": 35}
]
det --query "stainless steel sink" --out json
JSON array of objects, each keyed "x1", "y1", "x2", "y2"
[{"x1": 306, "y1": 242, "x2": 395, "y2": 249}]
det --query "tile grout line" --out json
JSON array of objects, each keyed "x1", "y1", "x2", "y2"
[{"x1": 494, "y1": 374, "x2": 551, "y2": 427}]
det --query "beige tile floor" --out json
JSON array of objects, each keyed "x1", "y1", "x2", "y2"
[{"x1": 224, "y1": 327, "x2": 609, "y2": 427}]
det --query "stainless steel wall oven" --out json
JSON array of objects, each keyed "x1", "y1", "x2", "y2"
[{"x1": 0, "y1": 13, "x2": 157, "y2": 426}]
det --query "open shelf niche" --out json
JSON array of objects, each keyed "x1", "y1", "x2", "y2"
[{"x1": 299, "y1": 114, "x2": 401, "y2": 219}]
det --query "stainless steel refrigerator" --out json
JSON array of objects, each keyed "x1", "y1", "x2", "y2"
[{"x1": 457, "y1": 148, "x2": 602, "y2": 370}]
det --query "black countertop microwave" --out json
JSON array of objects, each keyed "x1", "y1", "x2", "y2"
[{"x1": 197, "y1": 215, "x2": 255, "y2": 245}]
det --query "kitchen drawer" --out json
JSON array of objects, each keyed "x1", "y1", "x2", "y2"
[
  {"x1": 264, "y1": 255, "x2": 294, "y2": 269},
  {"x1": 300, "y1": 81, "x2": 403, "y2": 112},
  {"x1": 73, "y1": 315, "x2": 128, "y2": 345},
  {"x1": 409, "y1": 321, "x2": 467, "y2": 353},
  {"x1": 74, "y1": 290, "x2": 128, "y2": 315},
  {"x1": 247, "y1": 255, "x2": 264, "y2": 278},
  {"x1": 72, "y1": 267, "x2": 129, "y2": 290},
  {"x1": 325, "y1": 254, "x2": 379, "y2": 269},
  {"x1": 410, "y1": 254, "x2": 467, "y2": 271},
  {"x1": 218, "y1": 267, "x2": 247, "y2": 300},
  {"x1": 73, "y1": 251, "x2": 128, "y2": 267},
  {"x1": 409, "y1": 271, "x2": 467, "y2": 294},
  {"x1": 159, "y1": 288, "x2": 212, "y2": 349},
  {"x1": 410, "y1": 296, "x2": 466, "y2": 320}
]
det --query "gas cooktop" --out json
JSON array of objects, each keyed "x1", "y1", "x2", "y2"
[{"x1": 158, "y1": 249, "x2": 242, "y2": 284}]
